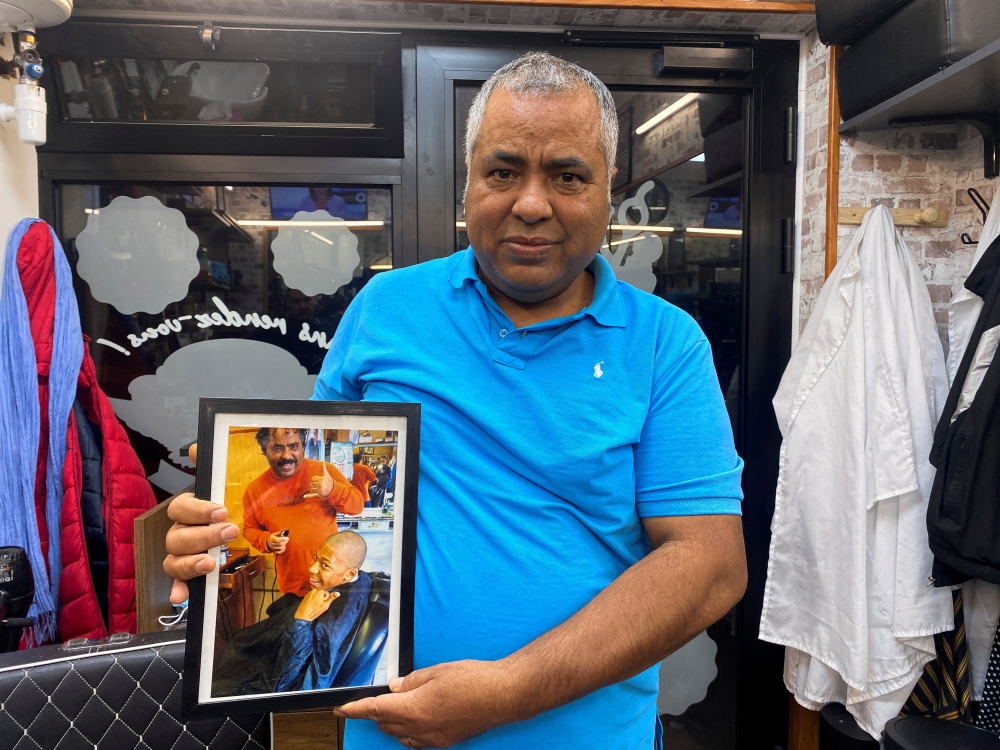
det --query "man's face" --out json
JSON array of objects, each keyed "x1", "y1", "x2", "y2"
[
  {"x1": 286, "y1": 290, "x2": 317, "y2": 321},
  {"x1": 464, "y1": 88, "x2": 614, "y2": 304},
  {"x1": 265, "y1": 429, "x2": 304, "y2": 480},
  {"x1": 308, "y1": 542, "x2": 357, "y2": 590}
]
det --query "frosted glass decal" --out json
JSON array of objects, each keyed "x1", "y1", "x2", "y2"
[
  {"x1": 600, "y1": 181, "x2": 664, "y2": 293},
  {"x1": 108, "y1": 339, "x2": 316, "y2": 466},
  {"x1": 75, "y1": 195, "x2": 201, "y2": 314},
  {"x1": 656, "y1": 630, "x2": 718, "y2": 716},
  {"x1": 270, "y1": 210, "x2": 360, "y2": 296},
  {"x1": 147, "y1": 459, "x2": 197, "y2": 494}
]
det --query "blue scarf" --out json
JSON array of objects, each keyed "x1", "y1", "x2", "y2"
[{"x1": 0, "y1": 219, "x2": 83, "y2": 644}]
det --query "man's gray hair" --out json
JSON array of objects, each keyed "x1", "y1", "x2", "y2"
[{"x1": 463, "y1": 52, "x2": 618, "y2": 191}]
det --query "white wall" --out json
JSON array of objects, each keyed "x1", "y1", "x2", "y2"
[{"x1": 0, "y1": 32, "x2": 40, "y2": 262}]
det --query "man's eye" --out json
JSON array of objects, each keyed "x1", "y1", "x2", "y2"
[
  {"x1": 493, "y1": 170, "x2": 513, "y2": 180},
  {"x1": 559, "y1": 173, "x2": 579, "y2": 183}
]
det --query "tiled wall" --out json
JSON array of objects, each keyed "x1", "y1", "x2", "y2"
[{"x1": 799, "y1": 28, "x2": 997, "y2": 353}]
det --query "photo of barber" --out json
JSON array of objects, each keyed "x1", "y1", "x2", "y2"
[
  {"x1": 213, "y1": 530, "x2": 380, "y2": 696},
  {"x1": 242, "y1": 428, "x2": 366, "y2": 597}
]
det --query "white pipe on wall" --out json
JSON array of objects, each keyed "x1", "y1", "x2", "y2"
[{"x1": 0, "y1": 32, "x2": 40, "y2": 273}]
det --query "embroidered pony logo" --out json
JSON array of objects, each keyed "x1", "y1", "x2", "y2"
[{"x1": 594, "y1": 362, "x2": 604, "y2": 379}]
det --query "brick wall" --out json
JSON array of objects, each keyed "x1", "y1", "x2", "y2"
[{"x1": 799, "y1": 28, "x2": 996, "y2": 355}]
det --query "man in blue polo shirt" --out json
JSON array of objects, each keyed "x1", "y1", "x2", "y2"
[{"x1": 165, "y1": 52, "x2": 747, "y2": 749}]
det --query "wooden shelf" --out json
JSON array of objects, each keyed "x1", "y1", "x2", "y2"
[{"x1": 839, "y1": 38, "x2": 1000, "y2": 179}]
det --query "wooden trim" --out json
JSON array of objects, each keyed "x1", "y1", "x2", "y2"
[
  {"x1": 411, "y1": 0, "x2": 815, "y2": 11},
  {"x1": 789, "y1": 695, "x2": 821, "y2": 750},
  {"x1": 824, "y1": 45, "x2": 842, "y2": 279}
]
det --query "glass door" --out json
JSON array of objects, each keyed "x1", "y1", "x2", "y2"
[{"x1": 421, "y1": 40, "x2": 798, "y2": 749}]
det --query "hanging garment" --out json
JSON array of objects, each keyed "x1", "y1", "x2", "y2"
[
  {"x1": 0, "y1": 220, "x2": 84, "y2": 645},
  {"x1": 926, "y1": 233, "x2": 1000, "y2": 586},
  {"x1": 3, "y1": 219, "x2": 156, "y2": 643},
  {"x1": 760, "y1": 206, "x2": 954, "y2": 738},
  {"x1": 976, "y1": 618, "x2": 1000, "y2": 732},
  {"x1": 73, "y1": 400, "x2": 109, "y2": 627},
  {"x1": 899, "y1": 589, "x2": 972, "y2": 722},
  {"x1": 946, "y1": 187, "x2": 1000, "y2": 702}
]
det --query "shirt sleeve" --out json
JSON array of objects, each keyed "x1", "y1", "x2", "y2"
[
  {"x1": 312, "y1": 285, "x2": 368, "y2": 402},
  {"x1": 322, "y1": 462, "x2": 366, "y2": 516},
  {"x1": 634, "y1": 324, "x2": 744, "y2": 518},
  {"x1": 241, "y1": 488, "x2": 271, "y2": 554}
]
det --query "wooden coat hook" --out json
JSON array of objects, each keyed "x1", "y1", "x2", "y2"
[{"x1": 838, "y1": 206, "x2": 947, "y2": 227}]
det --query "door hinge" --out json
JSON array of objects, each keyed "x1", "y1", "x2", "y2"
[
  {"x1": 781, "y1": 217, "x2": 795, "y2": 274},
  {"x1": 785, "y1": 106, "x2": 796, "y2": 164}
]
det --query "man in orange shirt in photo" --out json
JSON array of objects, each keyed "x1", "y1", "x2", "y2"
[{"x1": 242, "y1": 428, "x2": 365, "y2": 597}]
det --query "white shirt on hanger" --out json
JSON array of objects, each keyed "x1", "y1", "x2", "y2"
[{"x1": 760, "y1": 205, "x2": 954, "y2": 738}]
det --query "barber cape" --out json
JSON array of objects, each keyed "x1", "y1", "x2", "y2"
[
  {"x1": 945, "y1": 188, "x2": 1000, "y2": 701},
  {"x1": 759, "y1": 205, "x2": 953, "y2": 738}
]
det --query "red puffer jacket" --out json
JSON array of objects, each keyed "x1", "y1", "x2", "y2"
[{"x1": 16, "y1": 222, "x2": 156, "y2": 642}]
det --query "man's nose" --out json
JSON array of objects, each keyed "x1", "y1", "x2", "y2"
[{"x1": 511, "y1": 175, "x2": 554, "y2": 225}]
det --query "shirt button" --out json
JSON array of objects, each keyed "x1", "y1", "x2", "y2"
[{"x1": 499, "y1": 329, "x2": 508, "y2": 338}]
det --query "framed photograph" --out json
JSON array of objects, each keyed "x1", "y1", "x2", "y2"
[{"x1": 182, "y1": 398, "x2": 419, "y2": 719}]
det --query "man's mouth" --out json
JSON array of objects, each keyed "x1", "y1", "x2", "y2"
[
  {"x1": 309, "y1": 577, "x2": 322, "y2": 588},
  {"x1": 501, "y1": 236, "x2": 560, "y2": 259},
  {"x1": 278, "y1": 460, "x2": 296, "y2": 470}
]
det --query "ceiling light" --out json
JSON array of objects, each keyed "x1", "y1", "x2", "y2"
[
  {"x1": 224, "y1": 185, "x2": 234, "y2": 191},
  {"x1": 635, "y1": 93, "x2": 699, "y2": 136},
  {"x1": 370, "y1": 264, "x2": 393, "y2": 270},
  {"x1": 308, "y1": 231, "x2": 334, "y2": 245},
  {"x1": 237, "y1": 220, "x2": 385, "y2": 228},
  {"x1": 691, "y1": 153, "x2": 705, "y2": 162}
]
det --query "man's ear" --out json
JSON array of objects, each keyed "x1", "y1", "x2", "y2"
[{"x1": 345, "y1": 567, "x2": 359, "y2": 583}]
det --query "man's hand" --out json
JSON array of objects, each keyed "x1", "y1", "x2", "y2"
[
  {"x1": 335, "y1": 660, "x2": 516, "y2": 749},
  {"x1": 308, "y1": 465, "x2": 335, "y2": 498},
  {"x1": 294, "y1": 589, "x2": 339, "y2": 622},
  {"x1": 163, "y1": 493, "x2": 239, "y2": 604},
  {"x1": 267, "y1": 532, "x2": 289, "y2": 555}
]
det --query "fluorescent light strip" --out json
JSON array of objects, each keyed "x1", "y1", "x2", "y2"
[
  {"x1": 635, "y1": 93, "x2": 699, "y2": 136},
  {"x1": 308, "y1": 231, "x2": 334, "y2": 245},
  {"x1": 237, "y1": 220, "x2": 385, "y2": 228},
  {"x1": 370, "y1": 264, "x2": 393, "y2": 270},
  {"x1": 456, "y1": 221, "x2": 740, "y2": 238}
]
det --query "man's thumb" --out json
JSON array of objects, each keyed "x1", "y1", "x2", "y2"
[{"x1": 323, "y1": 464, "x2": 331, "y2": 477}]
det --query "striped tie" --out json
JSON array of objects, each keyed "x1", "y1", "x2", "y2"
[{"x1": 900, "y1": 589, "x2": 971, "y2": 722}]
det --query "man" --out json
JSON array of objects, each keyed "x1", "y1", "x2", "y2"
[
  {"x1": 165, "y1": 52, "x2": 747, "y2": 749},
  {"x1": 242, "y1": 428, "x2": 365, "y2": 596},
  {"x1": 299, "y1": 186, "x2": 350, "y2": 216},
  {"x1": 212, "y1": 530, "x2": 374, "y2": 696}
]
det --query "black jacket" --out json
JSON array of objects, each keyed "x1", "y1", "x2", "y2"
[{"x1": 927, "y1": 234, "x2": 1000, "y2": 586}]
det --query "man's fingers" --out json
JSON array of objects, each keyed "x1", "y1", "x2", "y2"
[
  {"x1": 335, "y1": 695, "x2": 388, "y2": 720},
  {"x1": 167, "y1": 493, "x2": 228, "y2": 525},
  {"x1": 165, "y1": 521, "x2": 238, "y2": 556},
  {"x1": 188, "y1": 443, "x2": 198, "y2": 466},
  {"x1": 390, "y1": 667, "x2": 434, "y2": 693},
  {"x1": 164, "y1": 552, "x2": 216, "y2": 582},
  {"x1": 170, "y1": 579, "x2": 190, "y2": 605}
]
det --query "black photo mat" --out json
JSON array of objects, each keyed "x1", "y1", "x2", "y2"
[{"x1": 182, "y1": 398, "x2": 419, "y2": 719}]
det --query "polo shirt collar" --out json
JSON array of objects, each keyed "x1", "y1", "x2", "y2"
[{"x1": 448, "y1": 248, "x2": 626, "y2": 328}]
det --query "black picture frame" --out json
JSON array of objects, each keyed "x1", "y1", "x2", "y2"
[{"x1": 182, "y1": 398, "x2": 419, "y2": 720}]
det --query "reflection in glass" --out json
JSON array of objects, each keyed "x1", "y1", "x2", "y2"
[
  {"x1": 54, "y1": 58, "x2": 376, "y2": 126},
  {"x1": 58, "y1": 183, "x2": 393, "y2": 497}
]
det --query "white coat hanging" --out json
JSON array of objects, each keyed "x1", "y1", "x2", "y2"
[{"x1": 759, "y1": 205, "x2": 954, "y2": 738}]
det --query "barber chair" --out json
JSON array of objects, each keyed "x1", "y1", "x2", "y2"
[
  {"x1": 0, "y1": 630, "x2": 270, "y2": 750},
  {"x1": 883, "y1": 716, "x2": 1000, "y2": 749},
  {"x1": 335, "y1": 572, "x2": 391, "y2": 687},
  {"x1": 0, "y1": 547, "x2": 34, "y2": 654},
  {"x1": 818, "y1": 703, "x2": 879, "y2": 750}
]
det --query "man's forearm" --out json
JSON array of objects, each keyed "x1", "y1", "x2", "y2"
[{"x1": 497, "y1": 515, "x2": 746, "y2": 723}]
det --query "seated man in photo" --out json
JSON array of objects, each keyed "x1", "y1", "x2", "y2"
[
  {"x1": 212, "y1": 530, "x2": 375, "y2": 696},
  {"x1": 242, "y1": 428, "x2": 365, "y2": 598}
]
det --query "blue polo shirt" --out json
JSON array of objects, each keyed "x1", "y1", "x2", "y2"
[{"x1": 313, "y1": 249, "x2": 743, "y2": 750}]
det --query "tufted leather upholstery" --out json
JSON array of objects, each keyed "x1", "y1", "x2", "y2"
[{"x1": 0, "y1": 632, "x2": 269, "y2": 750}]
